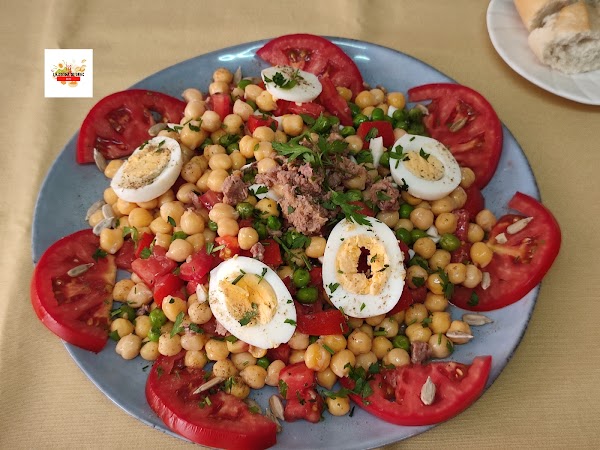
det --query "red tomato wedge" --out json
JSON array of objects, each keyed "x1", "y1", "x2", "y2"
[
  {"x1": 153, "y1": 273, "x2": 184, "y2": 307},
  {"x1": 408, "y1": 83, "x2": 503, "y2": 189},
  {"x1": 210, "y1": 93, "x2": 233, "y2": 121},
  {"x1": 341, "y1": 356, "x2": 491, "y2": 426},
  {"x1": 131, "y1": 246, "x2": 177, "y2": 288},
  {"x1": 76, "y1": 89, "x2": 185, "y2": 164},
  {"x1": 318, "y1": 75, "x2": 353, "y2": 126},
  {"x1": 115, "y1": 239, "x2": 135, "y2": 271},
  {"x1": 274, "y1": 100, "x2": 325, "y2": 118},
  {"x1": 278, "y1": 362, "x2": 316, "y2": 400},
  {"x1": 357, "y1": 121, "x2": 395, "y2": 149},
  {"x1": 256, "y1": 33, "x2": 363, "y2": 96},
  {"x1": 146, "y1": 353, "x2": 277, "y2": 450},
  {"x1": 31, "y1": 229, "x2": 116, "y2": 352},
  {"x1": 461, "y1": 184, "x2": 485, "y2": 219},
  {"x1": 247, "y1": 115, "x2": 278, "y2": 134},
  {"x1": 451, "y1": 192, "x2": 561, "y2": 311},
  {"x1": 262, "y1": 238, "x2": 283, "y2": 267}
]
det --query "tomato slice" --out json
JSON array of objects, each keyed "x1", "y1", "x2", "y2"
[
  {"x1": 256, "y1": 33, "x2": 363, "y2": 96},
  {"x1": 153, "y1": 273, "x2": 184, "y2": 307},
  {"x1": 296, "y1": 308, "x2": 349, "y2": 335},
  {"x1": 341, "y1": 356, "x2": 491, "y2": 426},
  {"x1": 262, "y1": 238, "x2": 283, "y2": 267},
  {"x1": 278, "y1": 362, "x2": 315, "y2": 400},
  {"x1": 146, "y1": 353, "x2": 277, "y2": 450},
  {"x1": 247, "y1": 115, "x2": 278, "y2": 134},
  {"x1": 267, "y1": 343, "x2": 291, "y2": 365},
  {"x1": 31, "y1": 229, "x2": 116, "y2": 352},
  {"x1": 179, "y1": 249, "x2": 220, "y2": 284},
  {"x1": 76, "y1": 89, "x2": 185, "y2": 164},
  {"x1": 349, "y1": 201, "x2": 375, "y2": 217},
  {"x1": 461, "y1": 184, "x2": 485, "y2": 219},
  {"x1": 210, "y1": 93, "x2": 233, "y2": 121},
  {"x1": 451, "y1": 192, "x2": 561, "y2": 311},
  {"x1": 357, "y1": 121, "x2": 395, "y2": 149},
  {"x1": 408, "y1": 83, "x2": 503, "y2": 189},
  {"x1": 274, "y1": 100, "x2": 326, "y2": 118},
  {"x1": 284, "y1": 388, "x2": 324, "y2": 423},
  {"x1": 388, "y1": 286, "x2": 414, "y2": 315},
  {"x1": 318, "y1": 75, "x2": 353, "y2": 126},
  {"x1": 115, "y1": 239, "x2": 135, "y2": 271}
]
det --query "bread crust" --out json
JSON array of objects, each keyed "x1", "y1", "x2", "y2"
[{"x1": 514, "y1": 0, "x2": 576, "y2": 31}]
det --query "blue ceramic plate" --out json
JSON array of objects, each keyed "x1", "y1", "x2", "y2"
[{"x1": 32, "y1": 38, "x2": 540, "y2": 449}]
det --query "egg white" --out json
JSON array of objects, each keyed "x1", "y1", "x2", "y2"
[
  {"x1": 322, "y1": 218, "x2": 406, "y2": 318},
  {"x1": 110, "y1": 136, "x2": 183, "y2": 203},
  {"x1": 389, "y1": 134, "x2": 461, "y2": 201},
  {"x1": 208, "y1": 256, "x2": 296, "y2": 349},
  {"x1": 261, "y1": 65, "x2": 322, "y2": 103}
]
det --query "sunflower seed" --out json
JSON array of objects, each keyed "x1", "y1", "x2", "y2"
[
  {"x1": 420, "y1": 376, "x2": 436, "y2": 405},
  {"x1": 269, "y1": 395, "x2": 285, "y2": 421},
  {"x1": 233, "y1": 66, "x2": 242, "y2": 86},
  {"x1": 196, "y1": 284, "x2": 208, "y2": 303},
  {"x1": 93, "y1": 148, "x2": 107, "y2": 173},
  {"x1": 92, "y1": 217, "x2": 115, "y2": 236},
  {"x1": 102, "y1": 203, "x2": 115, "y2": 220},
  {"x1": 265, "y1": 408, "x2": 283, "y2": 433},
  {"x1": 446, "y1": 330, "x2": 474, "y2": 342},
  {"x1": 85, "y1": 200, "x2": 106, "y2": 221},
  {"x1": 244, "y1": 399, "x2": 262, "y2": 414},
  {"x1": 462, "y1": 313, "x2": 493, "y2": 326},
  {"x1": 495, "y1": 232, "x2": 508, "y2": 244},
  {"x1": 148, "y1": 122, "x2": 168, "y2": 137},
  {"x1": 507, "y1": 217, "x2": 533, "y2": 235},
  {"x1": 67, "y1": 263, "x2": 94, "y2": 277},
  {"x1": 481, "y1": 272, "x2": 491, "y2": 290},
  {"x1": 192, "y1": 376, "x2": 225, "y2": 394},
  {"x1": 449, "y1": 116, "x2": 468, "y2": 132}
]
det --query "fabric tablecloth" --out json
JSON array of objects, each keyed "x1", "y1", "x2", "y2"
[{"x1": 2, "y1": 0, "x2": 599, "y2": 448}]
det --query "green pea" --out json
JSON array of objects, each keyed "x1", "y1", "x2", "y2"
[
  {"x1": 439, "y1": 233, "x2": 461, "y2": 252},
  {"x1": 117, "y1": 305, "x2": 136, "y2": 321},
  {"x1": 379, "y1": 152, "x2": 390, "y2": 168},
  {"x1": 349, "y1": 102, "x2": 361, "y2": 116},
  {"x1": 408, "y1": 123, "x2": 425, "y2": 135},
  {"x1": 399, "y1": 203, "x2": 414, "y2": 219},
  {"x1": 237, "y1": 79, "x2": 252, "y2": 90},
  {"x1": 328, "y1": 115, "x2": 340, "y2": 127},
  {"x1": 340, "y1": 126, "x2": 356, "y2": 137},
  {"x1": 346, "y1": 189, "x2": 363, "y2": 202},
  {"x1": 392, "y1": 335, "x2": 410, "y2": 351},
  {"x1": 208, "y1": 220, "x2": 218, "y2": 232},
  {"x1": 411, "y1": 228, "x2": 429, "y2": 241},
  {"x1": 395, "y1": 227, "x2": 412, "y2": 245},
  {"x1": 408, "y1": 107, "x2": 423, "y2": 122},
  {"x1": 256, "y1": 357, "x2": 270, "y2": 370},
  {"x1": 267, "y1": 215, "x2": 282, "y2": 230},
  {"x1": 408, "y1": 255, "x2": 429, "y2": 271},
  {"x1": 394, "y1": 120, "x2": 409, "y2": 130},
  {"x1": 353, "y1": 113, "x2": 369, "y2": 128},
  {"x1": 293, "y1": 268, "x2": 311, "y2": 288},
  {"x1": 254, "y1": 221, "x2": 268, "y2": 240},
  {"x1": 296, "y1": 286, "x2": 318, "y2": 304},
  {"x1": 355, "y1": 151, "x2": 374, "y2": 165},
  {"x1": 371, "y1": 107, "x2": 385, "y2": 121},
  {"x1": 147, "y1": 327, "x2": 161, "y2": 343},
  {"x1": 149, "y1": 309, "x2": 167, "y2": 328},
  {"x1": 392, "y1": 108, "x2": 408, "y2": 122},
  {"x1": 236, "y1": 202, "x2": 254, "y2": 219}
]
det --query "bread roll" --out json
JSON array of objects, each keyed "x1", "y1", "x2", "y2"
[
  {"x1": 514, "y1": 0, "x2": 577, "y2": 31},
  {"x1": 528, "y1": 1, "x2": 600, "y2": 73}
]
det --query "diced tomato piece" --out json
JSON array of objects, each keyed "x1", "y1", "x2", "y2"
[
  {"x1": 309, "y1": 267, "x2": 322, "y2": 286},
  {"x1": 357, "y1": 121, "x2": 395, "y2": 149},
  {"x1": 215, "y1": 236, "x2": 241, "y2": 260},
  {"x1": 278, "y1": 362, "x2": 315, "y2": 400},
  {"x1": 461, "y1": 184, "x2": 485, "y2": 219},
  {"x1": 349, "y1": 201, "x2": 375, "y2": 217},
  {"x1": 198, "y1": 190, "x2": 223, "y2": 211},
  {"x1": 283, "y1": 388, "x2": 324, "y2": 424},
  {"x1": 296, "y1": 308, "x2": 349, "y2": 335},
  {"x1": 274, "y1": 100, "x2": 326, "y2": 118},
  {"x1": 115, "y1": 240, "x2": 135, "y2": 271},
  {"x1": 261, "y1": 239, "x2": 283, "y2": 267},
  {"x1": 210, "y1": 93, "x2": 232, "y2": 121},
  {"x1": 135, "y1": 232, "x2": 154, "y2": 259},
  {"x1": 388, "y1": 286, "x2": 414, "y2": 315},
  {"x1": 131, "y1": 248, "x2": 177, "y2": 288},
  {"x1": 410, "y1": 285, "x2": 428, "y2": 303},
  {"x1": 179, "y1": 250, "x2": 220, "y2": 283},
  {"x1": 267, "y1": 343, "x2": 291, "y2": 365},
  {"x1": 153, "y1": 273, "x2": 185, "y2": 307},
  {"x1": 247, "y1": 115, "x2": 278, "y2": 134}
]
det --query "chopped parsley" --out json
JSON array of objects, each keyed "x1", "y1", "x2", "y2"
[
  {"x1": 231, "y1": 270, "x2": 246, "y2": 285},
  {"x1": 419, "y1": 148, "x2": 430, "y2": 160},
  {"x1": 189, "y1": 323, "x2": 204, "y2": 334},
  {"x1": 257, "y1": 267, "x2": 268, "y2": 284},
  {"x1": 364, "y1": 127, "x2": 379, "y2": 141},
  {"x1": 467, "y1": 291, "x2": 479, "y2": 307},
  {"x1": 239, "y1": 303, "x2": 258, "y2": 326},
  {"x1": 140, "y1": 247, "x2": 152, "y2": 259},
  {"x1": 376, "y1": 191, "x2": 392, "y2": 201},
  {"x1": 188, "y1": 123, "x2": 201, "y2": 132},
  {"x1": 278, "y1": 379, "x2": 288, "y2": 398},
  {"x1": 438, "y1": 269, "x2": 455, "y2": 299},
  {"x1": 328, "y1": 283, "x2": 340, "y2": 293},
  {"x1": 322, "y1": 190, "x2": 371, "y2": 226},
  {"x1": 323, "y1": 344, "x2": 335, "y2": 355},
  {"x1": 109, "y1": 330, "x2": 120, "y2": 342},
  {"x1": 263, "y1": 69, "x2": 302, "y2": 90},
  {"x1": 206, "y1": 242, "x2": 225, "y2": 255},
  {"x1": 122, "y1": 226, "x2": 139, "y2": 243},
  {"x1": 171, "y1": 231, "x2": 189, "y2": 242},
  {"x1": 167, "y1": 216, "x2": 176, "y2": 227},
  {"x1": 170, "y1": 312, "x2": 185, "y2": 337},
  {"x1": 360, "y1": 303, "x2": 366, "y2": 311},
  {"x1": 249, "y1": 185, "x2": 269, "y2": 196},
  {"x1": 284, "y1": 319, "x2": 297, "y2": 326},
  {"x1": 412, "y1": 276, "x2": 425, "y2": 287},
  {"x1": 92, "y1": 248, "x2": 107, "y2": 261}
]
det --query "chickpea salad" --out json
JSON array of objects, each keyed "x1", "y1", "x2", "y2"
[{"x1": 31, "y1": 34, "x2": 561, "y2": 450}]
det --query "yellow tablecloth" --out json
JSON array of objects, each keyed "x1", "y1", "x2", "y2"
[{"x1": 2, "y1": 0, "x2": 599, "y2": 448}]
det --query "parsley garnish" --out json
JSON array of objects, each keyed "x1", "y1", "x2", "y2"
[
  {"x1": 140, "y1": 247, "x2": 152, "y2": 259},
  {"x1": 189, "y1": 323, "x2": 204, "y2": 334},
  {"x1": 171, "y1": 231, "x2": 188, "y2": 242},
  {"x1": 284, "y1": 319, "x2": 297, "y2": 326},
  {"x1": 322, "y1": 387, "x2": 350, "y2": 399},
  {"x1": 167, "y1": 216, "x2": 176, "y2": 227},
  {"x1": 278, "y1": 379, "x2": 288, "y2": 398},
  {"x1": 360, "y1": 303, "x2": 366, "y2": 311},
  {"x1": 323, "y1": 344, "x2": 335, "y2": 355},
  {"x1": 156, "y1": 366, "x2": 164, "y2": 379},
  {"x1": 287, "y1": 205, "x2": 295, "y2": 214},
  {"x1": 419, "y1": 148, "x2": 430, "y2": 160},
  {"x1": 388, "y1": 144, "x2": 408, "y2": 169},
  {"x1": 438, "y1": 269, "x2": 455, "y2": 299},
  {"x1": 364, "y1": 127, "x2": 379, "y2": 141},
  {"x1": 248, "y1": 405, "x2": 260, "y2": 414},
  {"x1": 239, "y1": 303, "x2": 258, "y2": 326},
  {"x1": 170, "y1": 312, "x2": 185, "y2": 337},
  {"x1": 249, "y1": 185, "x2": 269, "y2": 196},
  {"x1": 322, "y1": 190, "x2": 371, "y2": 226},
  {"x1": 376, "y1": 191, "x2": 392, "y2": 201},
  {"x1": 206, "y1": 242, "x2": 225, "y2": 255},
  {"x1": 467, "y1": 291, "x2": 479, "y2": 307},
  {"x1": 224, "y1": 335, "x2": 239, "y2": 343},
  {"x1": 92, "y1": 248, "x2": 107, "y2": 261},
  {"x1": 446, "y1": 339, "x2": 455, "y2": 353},
  {"x1": 421, "y1": 317, "x2": 432, "y2": 328},
  {"x1": 412, "y1": 276, "x2": 425, "y2": 287},
  {"x1": 109, "y1": 330, "x2": 120, "y2": 342},
  {"x1": 188, "y1": 123, "x2": 200, "y2": 132},
  {"x1": 263, "y1": 69, "x2": 302, "y2": 90},
  {"x1": 257, "y1": 267, "x2": 268, "y2": 284},
  {"x1": 122, "y1": 226, "x2": 139, "y2": 243},
  {"x1": 328, "y1": 283, "x2": 340, "y2": 293},
  {"x1": 231, "y1": 270, "x2": 246, "y2": 285}
]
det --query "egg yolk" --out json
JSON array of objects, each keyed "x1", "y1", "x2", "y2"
[
  {"x1": 219, "y1": 273, "x2": 277, "y2": 325},
  {"x1": 116, "y1": 144, "x2": 171, "y2": 189},
  {"x1": 404, "y1": 150, "x2": 444, "y2": 181},
  {"x1": 335, "y1": 235, "x2": 389, "y2": 296}
]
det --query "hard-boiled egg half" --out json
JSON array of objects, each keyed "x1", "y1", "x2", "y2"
[
  {"x1": 389, "y1": 134, "x2": 461, "y2": 201},
  {"x1": 321, "y1": 218, "x2": 406, "y2": 319},
  {"x1": 208, "y1": 256, "x2": 296, "y2": 349},
  {"x1": 110, "y1": 136, "x2": 183, "y2": 203},
  {"x1": 261, "y1": 65, "x2": 322, "y2": 103}
]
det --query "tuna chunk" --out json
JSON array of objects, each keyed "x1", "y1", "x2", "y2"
[
  {"x1": 221, "y1": 173, "x2": 248, "y2": 206},
  {"x1": 364, "y1": 177, "x2": 400, "y2": 211},
  {"x1": 410, "y1": 341, "x2": 432, "y2": 364},
  {"x1": 278, "y1": 185, "x2": 329, "y2": 235}
]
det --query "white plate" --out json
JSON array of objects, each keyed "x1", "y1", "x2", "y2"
[{"x1": 487, "y1": 0, "x2": 600, "y2": 105}]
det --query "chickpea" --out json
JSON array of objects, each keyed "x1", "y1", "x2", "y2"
[
  {"x1": 240, "y1": 365, "x2": 267, "y2": 389},
  {"x1": 213, "y1": 359, "x2": 239, "y2": 379},
  {"x1": 200, "y1": 110, "x2": 221, "y2": 133},
  {"x1": 336, "y1": 86, "x2": 352, "y2": 101},
  {"x1": 179, "y1": 210, "x2": 205, "y2": 235},
  {"x1": 447, "y1": 320, "x2": 472, "y2": 344},
  {"x1": 222, "y1": 114, "x2": 243, "y2": 135},
  {"x1": 405, "y1": 303, "x2": 429, "y2": 325},
  {"x1": 395, "y1": 218, "x2": 414, "y2": 232},
  {"x1": 254, "y1": 141, "x2": 275, "y2": 161},
  {"x1": 273, "y1": 130, "x2": 288, "y2": 143},
  {"x1": 330, "y1": 349, "x2": 356, "y2": 378},
  {"x1": 184, "y1": 100, "x2": 206, "y2": 120},
  {"x1": 181, "y1": 332, "x2": 207, "y2": 351},
  {"x1": 424, "y1": 293, "x2": 448, "y2": 313},
  {"x1": 110, "y1": 318, "x2": 134, "y2": 339},
  {"x1": 355, "y1": 352, "x2": 378, "y2": 371},
  {"x1": 206, "y1": 169, "x2": 229, "y2": 193},
  {"x1": 327, "y1": 396, "x2": 351, "y2": 416},
  {"x1": 188, "y1": 301, "x2": 213, "y2": 324},
  {"x1": 265, "y1": 360, "x2": 286, "y2": 387},
  {"x1": 255, "y1": 198, "x2": 279, "y2": 217},
  {"x1": 277, "y1": 265, "x2": 294, "y2": 280},
  {"x1": 355, "y1": 90, "x2": 376, "y2": 109},
  {"x1": 347, "y1": 330, "x2": 372, "y2": 355},
  {"x1": 370, "y1": 88, "x2": 385, "y2": 104},
  {"x1": 316, "y1": 367, "x2": 337, "y2": 390},
  {"x1": 231, "y1": 352, "x2": 256, "y2": 371},
  {"x1": 343, "y1": 172, "x2": 367, "y2": 190},
  {"x1": 99, "y1": 228, "x2": 124, "y2": 255},
  {"x1": 347, "y1": 317, "x2": 364, "y2": 329},
  {"x1": 208, "y1": 81, "x2": 229, "y2": 96},
  {"x1": 229, "y1": 151, "x2": 246, "y2": 170},
  {"x1": 405, "y1": 323, "x2": 432, "y2": 343},
  {"x1": 115, "y1": 334, "x2": 142, "y2": 360},
  {"x1": 226, "y1": 339, "x2": 249, "y2": 354},
  {"x1": 209, "y1": 153, "x2": 233, "y2": 171},
  {"x1": 376, "y1": 210, "x2": 400, "y2": 228},
  {"x1": 445, "y1": 262, "x2": 467, "y2": 284},
  {"x1": 133, "y1": 315, "x2": 152, "y2": 339},
  {"x1": 358, "y1": 324, "x2": 374, "y2": 339},
  {"x1": 103, "y1": 187, "x2": 118, "y2": 205},
  {"x1": 253, "y1": 125, "x2": 275, "y2": 142},
  {"x1": 429, "y1": 334, "x2": 453, "y2": 359},
  {"x1": 320, "y1": 334, "x2": 347, "y2": 354},
  {"x1": 426, "y1": 272, "x2": 445, "y2": 296},
  {"x1": 185, "y1": 350, "x2": 208, "y2": 369},
  {"x1": 449, "y1": 186, "x2": 467, "y2": 209},
  {"x1": 429, "y1": 249, "x2": 451, "y2": 271},
  {"x1": 463, "y1": 264, "x2": 483, "y2": 288},
  {"x1": 137, "y1": 198, "x2": 158, "y2": 210},
  {"x1": 208, "y1": 203, "x2": 239, "y2": 223},
  {"x1": 154, "y1": 232, "x2": 171, "y2": 250},
  {"x1": 157, "y1": 190, "x2": 176, "y2": 206},
  {"x1": 430, "y1": 311, "x2": 452, "y2": 334},
  {"x1": 233, "y1": 99, "x2": 254, "y2": 121},
  {"x1": 387, "y1": 92, "x2": 406, "y2": 109},
  {"x1": 180, "y1": 121, "x2": 207, "y2": 149},
  {"x1": 160, "y1": 201, "x2": 185, "y2": 225},
  {"x1": 410, "y1": 207, "x2": 434, "y2": 230},
  {"x1": 103, "y1": 159, "x2": 123, "y2": 178},
  {"x1": 126, "y1": 283, "x2": 153, "y2": 308},
  {"x1": 476, "y1": 209, "x2": 497, "y2": 232},
  {"x1": 413, "y1": 237, "x2": 437, "y2": 259},
  {"x1": 162, "y1": 296, "x2": 187, "y2": 323},
  {"x1": 288, "y1": 331, "x2": 310, "y2": 350},
  {"x1": 249, "y1": 345, "x2": 267, "y2": 359},
  {"x1": 282, "y1": 114, "x2": 304, "y2": 136},
  {"x1": 158, "y1": 333, "x2": 182, "y2": 356},
  {"x1": 344, "y1": 135, "x2": 363, "y2": 153},
  {"x1": 127, "y1": 207, "x2": 153, "y2": 228},
  {"x1": 371, "y1": 336, "x2": 393, "y2": 359},
  {"x1": 205, "y1": 339, "x2": 230, "y2": 361},
  {"x1": 239, "y1": 135, "x2": 259, "y2": 158},
  {"x1": 393, "y1": 128, "x2": 407, "y2": 140},
  {"x1": 256, "y1": 90, "x2": 277, "y2": 111},
  {"x1": 112, "y1": 279, "x2": 135, "y2": 302},
  {"x1": 237, "y1": 227, "x2": 259, "y2": 250},
  {"x1": 401, "y1": 190, "x2": 422, "y2": 206},
  {"x1": 140, "y1": 341, "x2": 160, "y2": 361},
  {"x1": 365, "y1": 314, "x2": 385, "y2": 327},
  {"x1": 467, "y1": 223, "x2": 485, "y2": 243},
  {"x1": 406, "y1": 265, "x2": 429, "y2": 290},
  {"x1": 377, "y1": 317, "x2": 399, "y2": 338},
  {"x1": 289, "y1": 349, "x2": 306, "y2": 364},
  {"x1": 460, "y1": 167, "x2": 476, "y2": 188},
  {"x1": 435, "y1": 212, "x2": 458, "y2": 234},
  {"x1": 470, "y1": 242, "x2": 493, "y2": 268},
  {"x1": 382, "y1": 348, "x2": 411, "y2": 368}
]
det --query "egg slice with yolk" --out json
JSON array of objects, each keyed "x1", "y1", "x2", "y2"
[
  {"x1": 322, "y1": 218, "x2": 406, "y2": 319},
  {"x1": 208, "y1": 256, "x2": 296, "y2": 349},
  {"x1": 261, "y1": 65, "x2": 322, "y2": 103}
]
